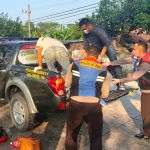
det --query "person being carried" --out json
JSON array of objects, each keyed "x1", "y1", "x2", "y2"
[
  {"x1": 78, "y1": 18, "x2": 125, "y2": 90},
  {"x1": 103, "y1": 41, "x2": 150, "y2": 139},
  {"x1": 34, "y1": 36, "x2": 70, "y2": 79},
  {"x1": 65, "y1": 46, "x2": 110, "y2": 150}
]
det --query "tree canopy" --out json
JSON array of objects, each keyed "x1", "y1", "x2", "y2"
[
  {"x1": 0, "y1": 0, "x2": 150, "y2": 39},
  {"x1": 90, "y1": 0, "x2": 150, "y2": 36},
  {"x1": 0, "y1": 13, "x2": 23, "y2": 37}
]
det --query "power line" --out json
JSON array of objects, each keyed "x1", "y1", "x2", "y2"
[
  {"x1": 6, "y1": 0, "x2": 43, "y2": 13},
  {"x1": 31, "y1": 9, "x2": 97, "y2": 25},
  {"x1": 10, "y1": 0, "x2": 83, "y2": 17},
  {"x1": 31, "y1": 6, "x2": 98, "y2": 23},
  {"x1": 29, "y1": 3, "x2": 99, "y2": 22},
  {"x1": 30, "y1": 2, "x2": 98, "y2": 21},
  {"x1": 31, "y1": 0, "x2": 81, "y2": 11}
]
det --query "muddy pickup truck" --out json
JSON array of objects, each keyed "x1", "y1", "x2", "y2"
[{"x1": 0, "y1": 40, "x2": 70, "y2": 131}]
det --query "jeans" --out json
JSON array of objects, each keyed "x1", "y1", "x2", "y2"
[
  {"x1": 44, "y1": 45, "x2": 70, "y2": 76},
  {"x1": 106, "y1": 44, "x2": 123, "y2": 78},
  {"x1": 65, "y1": 99, "x2": 103, "y2": 150}
]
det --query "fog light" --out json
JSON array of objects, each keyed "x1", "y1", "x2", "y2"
[{"x1": 59, "y1": 103, "x2": 65, "y2": 109}]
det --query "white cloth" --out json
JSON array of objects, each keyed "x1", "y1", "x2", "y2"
[
  {"x1": 97, "y1": 57, "x2": 103, "y2": 62},
  {"x1": 36, "y1": 37, "x2": 68, "y2": 56},
  {"x1": 100, "y1": 98, "x2": 107, "y2": 106},
  {"x1": 34, "y1": 66, "x2": 42, "y2": 72},
  {"x1": 72, "y1": 50, "x2": 86, "y2": 60}
]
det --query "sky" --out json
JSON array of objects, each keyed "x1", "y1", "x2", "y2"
[{"x1": 1, "y1": 0, "x2": 100, "y2": 25}]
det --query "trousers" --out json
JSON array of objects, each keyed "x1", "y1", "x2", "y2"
[
  {"x1": 141, "y1": 93, "x2": 150, "y2": 137},
  {"x1": 44, "y1": 45, "x2": 70, "y2": 76},
  {"x1": 106, "y1": 44, "x2": 123, "y2": 78},
  {"x1": 65, "y1": 99, "x2": 103, "y2": 150}
]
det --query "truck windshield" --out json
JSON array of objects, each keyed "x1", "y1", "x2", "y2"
[{"x1": 0, "y1": 45, "x2": 14, "y2": 63}]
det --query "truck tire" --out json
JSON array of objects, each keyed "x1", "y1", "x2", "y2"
[{"x1": 10, "y1": 92, "x2": 35, "y2": 131}]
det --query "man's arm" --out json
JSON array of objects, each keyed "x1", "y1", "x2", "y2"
[
  {"x1": 83, "y1": 36, "x2": 89, "y2": 51},
  {"x1": 34, "y1": 37, "x2": 43, "y2": 71},
  {"x1": 96, "y1": 27, "x2": 111, "y2": 57},
  {"x1": 98, "y1": 46, "x2": 108, "y2": 57},
  {"x1": 80, "y1": 36, "x2": 89, "y2": 56},
  {"x1": 37, "y1": 46, "x2": 43, "y2": 67},
  {"x1": 102, "y1": 57, "x2": 134, "y2": 67},
  {"x1": 65, "y1": 63, "x2": 73, "y2": 88},
  {"x1": 120, "y1": 62, "x2": 150, "y2": 83},
  {"x1": 79, "y1": 48, "x2": 86, "y2": 56},
  {"x1": 110, "y1": 57, "x2": 134, "y2": 66},
  {"x1": 101, "y1": 71, "x2": 110, "y2": 98}
]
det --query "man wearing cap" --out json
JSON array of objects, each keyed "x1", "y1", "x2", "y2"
[{"x1": 65, "y1": 46, "x2": 110, "y2": 150}]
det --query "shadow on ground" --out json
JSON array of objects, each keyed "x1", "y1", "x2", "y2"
[{"x1": 120, "y1": 87, "x2": 143, "y2": 132}]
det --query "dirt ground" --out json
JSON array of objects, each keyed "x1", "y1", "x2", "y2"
[
  {"x1": 0, "y1": 82, "x2": 150, "y2": 150},
  {"x1": 0, "y1": 98, "x2": 89, "y2": 150}
]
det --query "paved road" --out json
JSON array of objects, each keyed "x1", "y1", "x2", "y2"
[{"x1": 0, "y1": 81, "x2": 150, "y2": 150}]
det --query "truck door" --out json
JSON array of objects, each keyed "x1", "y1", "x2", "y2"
[{"x1": 0, "y1": 45, "x2": 14, "y2": 97}]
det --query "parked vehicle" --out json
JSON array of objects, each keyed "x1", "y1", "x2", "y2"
[{"x1": 0, "y1": 38, "x2": 69, "y2": 131}]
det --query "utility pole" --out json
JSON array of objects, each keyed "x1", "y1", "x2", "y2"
[{"x1": 22, "y1": 4, "x2": 31, "y2": 37}]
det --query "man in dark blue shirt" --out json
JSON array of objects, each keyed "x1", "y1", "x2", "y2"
[{"x1": 79, "y1": 18, "x2": 125, "y2": 90}]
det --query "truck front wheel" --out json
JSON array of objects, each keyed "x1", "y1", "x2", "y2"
[{"x1": 10, "y1": 92, "x2": 34, "y2": 131}]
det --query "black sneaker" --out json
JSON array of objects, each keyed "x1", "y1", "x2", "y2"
[
  {"x1": 135, "y1": 134, "x2": 150, "y2": 139},
  {"x1": 135, "y1": 133, "x2": 144, "y2": 139},
  {"x1": 119, "y1": 83, "x2": 125, "y2": 91}
]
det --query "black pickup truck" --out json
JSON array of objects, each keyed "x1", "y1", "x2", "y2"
[{"x1": 0, "y1": 40, "x2": 69, "y2": 131}]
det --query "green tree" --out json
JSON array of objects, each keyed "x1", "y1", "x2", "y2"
[
  {"x1": 67, "y1": 22, "x2": 83, "y2": 40},
  {"x1": 23, "y1": 22, "x2": 36, "y2": 37},
  {"x1": 90, "y1": 0, "x2": 124, "y2": 36},
  {"x1": 133, "y1": 0, "x2": 150, "y2": 31},
  {"x1": 35, "y1": 22, "x2": 60, "y2": 37},
  {"x1": 89, "y1": 0, "x2": 150, "y2": 36},
  {"x1": 0, "y1": 13, "x2": 23, "y2": 37}
]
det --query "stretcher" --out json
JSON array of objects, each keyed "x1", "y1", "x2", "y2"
[
  {"x1": 66, "y1": 88, "x2": 139, "y2": 108},
  {"x1": 103, "y1": 88, "x2": 139, "y2": 103}
]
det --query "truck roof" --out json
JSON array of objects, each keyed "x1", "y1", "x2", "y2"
[
  {"x1": 0, "y1": 39, "x2": 83, "y2": 45},
  {"x1": 0, "y1": 40, "x2": 37, "y2": 45}
]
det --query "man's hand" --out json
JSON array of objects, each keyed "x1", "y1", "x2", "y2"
[
  {"x1": 75, "y1": 54, "x2": 82, "y2": 59},
  {"x1": 62, "y1": 76, "x2": 65, "y2": 81},
  {"x1": 111, "y1": 78, "x2": 120, "y2": 85},
  {"x1": 98, "y1": 46, "x2": 108, "y2": 57},
  {"x1": 79, "y1": 49, "x2": 86, "y2": 56},
  {"x1": 102, "y1": 62, "x2": 111, "y2": 66},
  {"x1": 34, "y1": 66, "x2": 42, "y2": 72},
  {"x1": 97, "y1": 57, "x2": 102, "y2": 62}
]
